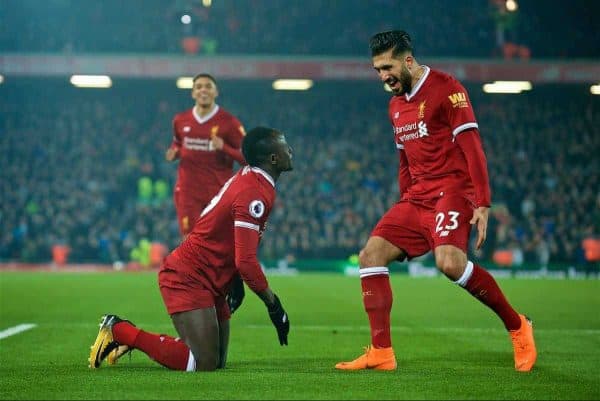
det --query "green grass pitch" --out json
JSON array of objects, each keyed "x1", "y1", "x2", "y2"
[{"x1": 1, "y1": 271, "x2": 599, "y2": 400}]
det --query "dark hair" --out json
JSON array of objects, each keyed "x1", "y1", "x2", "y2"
[
  {"x1": 369, "y1": 30, "x2": 413, "y2": 58},
  {"x1": 192, "y1": 73, "x2": 217, "y2": 86},
  {"x1": 242, "y1": 126, "x2": 281, "y2": 166}
]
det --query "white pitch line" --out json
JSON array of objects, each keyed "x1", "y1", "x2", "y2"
[{"x1": 0, "y1": 323, "x2": 37, "y2": 340}]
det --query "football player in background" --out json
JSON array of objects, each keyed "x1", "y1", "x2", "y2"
[
  {"x1": 89, "y1": 126, "x2": 293, "y2": 371},
  {"x1": 166, "y1": 73, "x2": 247, "y2": 238}
]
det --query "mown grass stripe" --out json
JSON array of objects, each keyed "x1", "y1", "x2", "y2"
[{"x1": 46, "y1": 321, "x2": 600, "y2": 335}]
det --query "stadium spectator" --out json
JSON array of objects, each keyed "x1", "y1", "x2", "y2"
[
  {"x1": 88, "y1": 127, "x2": 292, "y2": 371},
  {"x1": 1, "y1": 0, "x2": 598, "y2": 59},
  {"x1": 335, "y1": 30, "x2": 536, "y2": 372},
  {"x1": 0, "y1": 79, "x2": 597, "y2": 269},
  {"x1": 166, "y1": 73, "x2": 246, "y2": 237}
]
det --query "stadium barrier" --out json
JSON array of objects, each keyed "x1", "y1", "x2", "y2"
[
  {"x1": 258, "y1": 258, "x2": 599, "y2": 279},
  {"x1": 1, "y1": 259, "x2": 597, "y2": 279}
]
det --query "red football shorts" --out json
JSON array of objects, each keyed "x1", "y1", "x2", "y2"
[
  {"x1": 173, "y1": 187, "x2": 209, "y2": 236},
  {"x1": 158, "y1": 262, "x2": 231, "y2": 321},
  {"x1": 371, "y1": 194, "x2": 475, "y2": 260}
]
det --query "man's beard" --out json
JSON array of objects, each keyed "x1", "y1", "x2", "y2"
[{"x1": 393, "y1": 67, "x2": 413, "y2": 96}]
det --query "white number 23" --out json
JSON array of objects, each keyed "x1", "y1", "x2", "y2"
[{"x1": 435, "y1": 211, "x2": 460, "y2": 235}]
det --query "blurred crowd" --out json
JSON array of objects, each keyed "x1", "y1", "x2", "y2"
[
  {"x1": 1, "y1": 0, "x2": 598, "y2": 59},
  {"x1": 1, "y1": 78, "x2": 598, "y2": 268}
]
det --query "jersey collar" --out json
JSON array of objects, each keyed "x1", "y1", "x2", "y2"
[
  {"x1": 245, "y1": 166, "x2": 275, "y2": 188},
  {"x1": 192, "y1": 104, "x2": 220, "y2": 124},
  {"x1": 405, "y1": 65, "x2": 430, "y2": 101}
]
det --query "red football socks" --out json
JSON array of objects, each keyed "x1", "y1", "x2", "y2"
[
  {"x1": 463, "y1": 264, "x2": 521, "y2": 331},
  {"x1": 360, "y1": 271, "x2": 393, "y2": 348},
  {"x1": 113, "y1": 322, "x2": 192, "y2": 371}
]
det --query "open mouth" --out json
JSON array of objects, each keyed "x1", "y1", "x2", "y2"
[{"x1": 386, "y1": 77, "x2": 400, "y2": 90}]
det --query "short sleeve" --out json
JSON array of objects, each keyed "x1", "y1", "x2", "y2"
[{"x1": 441, "y1": 78, "x2": 479, "y2": 139}]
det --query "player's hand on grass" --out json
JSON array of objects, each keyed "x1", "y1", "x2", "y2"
[
  {"x1": 226, "y1": 274, "x2": 245, "y2": 314},
  {"x1": 267, "y1": 294, "x2": 289, "y2": 346}
]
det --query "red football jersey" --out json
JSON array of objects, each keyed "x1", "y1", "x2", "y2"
[
  {"x1": 390, "y1": 67, "x2": 480, "y2": 202},
  {"x1": 164, "y1": 166, "x2": 275, "y2": 296},
  {"x1": 171, "y1": 105, "x2": 246, "y2": 203}
]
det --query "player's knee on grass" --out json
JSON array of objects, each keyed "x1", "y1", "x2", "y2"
[
  {"x1": 187, "y1": 341, "x2": 220, "y2": 371},
  {"x1": 193, "y1": 352, "x2": 220, "y2": 371},
  {"x1": 187, "y1": 331, "x2": 221, "y2": 371},
  {"x1": 172, "y1": 308, "x2": 221, "y2": 371}
]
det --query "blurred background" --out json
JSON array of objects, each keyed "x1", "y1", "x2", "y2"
[{"x1": 1, "y1": 0, "x2": 598, "y2": 274}]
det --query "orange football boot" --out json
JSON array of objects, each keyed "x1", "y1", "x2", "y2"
[
  {"x1": 509, "y1": 314, "x2": 537, "y2": 372},
  {"x1": 335, "y1": 345, "x2": 397, "y2": 371}
]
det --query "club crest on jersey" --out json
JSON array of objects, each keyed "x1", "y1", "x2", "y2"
[
  {"x1": 249, "y1": 200, "x2": 265, "y2": 218},
  {"x1": 418, "y1": 101, "x2": 426, "y2": 119},
  {"x1": 211, "y1": 125, "x2": 219, "y2": 136}
]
